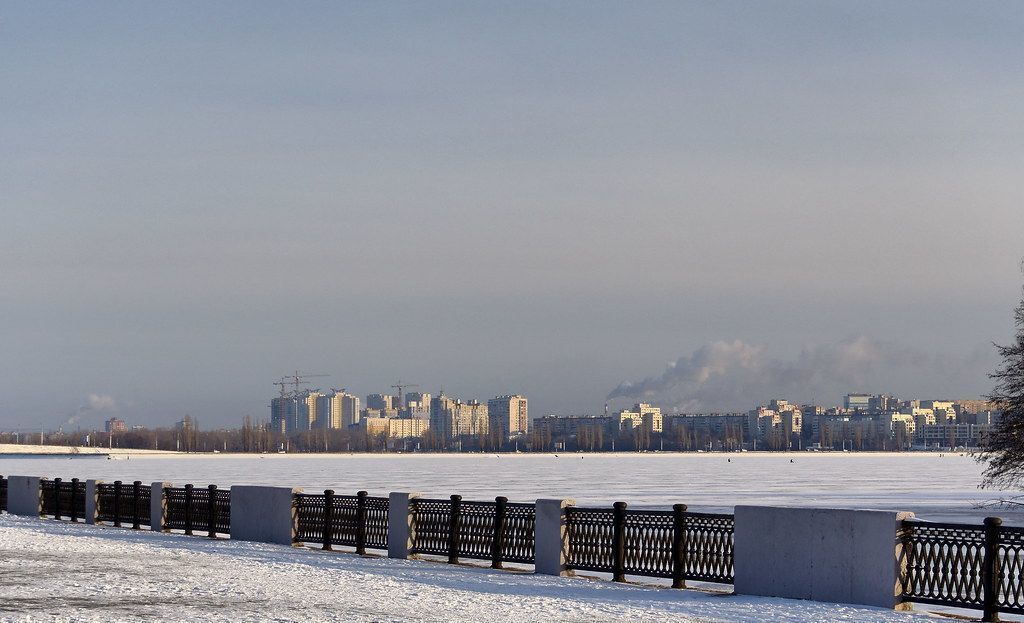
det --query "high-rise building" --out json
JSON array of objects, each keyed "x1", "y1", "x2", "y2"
[
  {"x1": 366, "y1": 393, "x2": 395, "y2": 411},
  {"x1": 340, "y1": 393, "x2": 361, "y2": 427},
  {"x1": 429, "y1": 394, "x2": 487, "y2": 440},
  {"x1": 270, "y1": 395, "x2": 309, "y2": 433},
  {"x1": 270, "y1": 397, "x2": 292, "y2": 433},
  {"x1": 487, "y1": 395, "x2": 529, "y2": 442},
  {"x1": 454, "y1": 400, "x2": 489, "y2": 437},
  {"x1": 315, "y1": 393, "x2": 334, "y2": 429},
  {"x1": 430, "y1": 393, "x2": 458, "y2": 441},
  {"x1": 304, "y1": 391, "x2": 323, "y2": 429},
  {"x1": 105, "y1": 417, "x2": 127, "y2": 433},
  {"x1": 404, "y1": 392, "x2": 432, "y2": 419},
  {"x1": 844, "y1": 394, "x2": 871, "y2": 412},
  {"x1": 617, "y1": 403, "x2": 663, "y2": 433}
]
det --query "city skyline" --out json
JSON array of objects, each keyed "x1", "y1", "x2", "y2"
[{"x1": 3, "y1": 3, "x2": 1023, "y2": 428}]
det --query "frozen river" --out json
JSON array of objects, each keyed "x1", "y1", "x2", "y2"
[{"x1": 2, "y1": 452, "x2": 1020, "y2": 524}]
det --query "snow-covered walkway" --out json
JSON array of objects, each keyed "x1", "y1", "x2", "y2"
[{"x1": 0, "y1": 514, "x2": 946, "y2": 622}]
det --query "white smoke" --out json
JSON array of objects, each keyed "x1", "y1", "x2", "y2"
[
  {"x1": 608, "y1": 336, "x2": 992, "y2": 412},
  {"x1": 62, "y1": 393, "x2": 119, "y2": 426}
]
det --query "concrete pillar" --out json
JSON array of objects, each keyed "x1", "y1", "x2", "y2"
[
  {"x1": 85, "y1": 480, "x2": 102, "y2": 524},
  {"x1": 734, "y1": 506, "x2": 915, "y2": 610},
  {"x1": 230, "y1": 486, "x2": 301, "y2": 546},
  {"x1": 151, "y1": 482, "x2": 170, "y2": 531},
  {"x1": 6, "y1": 476, "x2": 43, "y2": 517},
  {"x1": 534, "y1": 498, "x2": 575, "y2": 576},
  {"x1": 387, "y1": 492, "x2": 420, "y2": 559}
]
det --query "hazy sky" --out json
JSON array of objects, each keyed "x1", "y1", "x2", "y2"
[{"x1": 2, "y1": 2, "x2": 1023, "y2": 430}]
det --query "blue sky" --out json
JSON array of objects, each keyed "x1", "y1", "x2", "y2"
[{"x1": 2, "y1": 2, "x2": 1023, "y2": 428}]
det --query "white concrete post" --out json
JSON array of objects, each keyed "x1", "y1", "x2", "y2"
[
  {"x1": 85, "y1": 480, "x2": 102, "y2": 524},
  {"x1": 151, "y1": 482, "x2": 170, "y2": 531},
  {"x1": 387, "y1": 492, "x2": 420, "y2": 559},
  {"x1": 534, "y1": 498, "x2": 575, "y2": 576},
  {"x1": 734, "y1": 506, "x2": 915, "y2": 610},
  {"x1": 230, "y1": 486, "x2": 301, "y2": 546},
  {"x1": 7, "y1": 476, "x2": 43, "y2": 517}
]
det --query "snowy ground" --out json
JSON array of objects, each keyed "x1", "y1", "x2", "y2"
[
  {"x1": 0, "y1": 514, "x2": 957, "y2": 623},
  {"x1": 1, "y1": 452, "x2": 1020, "y2": 523}
]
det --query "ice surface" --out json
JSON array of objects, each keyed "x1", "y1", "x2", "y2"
[
  {"x1": 2, "y1": 451, "x2": 1020, "y2": 523},
  {"x1": 0, "y1": 514, "x2": 949, "y2": 623}
]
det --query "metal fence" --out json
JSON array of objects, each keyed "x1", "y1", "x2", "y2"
[
  {"x1": 97, "y1": 481, "x2": 151, "y2": 528},
  {"x1": 294, "y1": 490, "x2": 389, "y2": 552},
  {"x1": 410, "y1": 495, "x2": 536, "y2": 567},
  {"x1": 41, "y1": 478, "x2": 87, "y2": 522},
  {"x1": 165, "y1": 484, "x2": 230, "y2": 537},
  {"x1": 565, "y1": 502, "x2": 734, "y2": 586},
  {"x1": 902, "y1": 517, "x2": 1024, "y2": 621}
]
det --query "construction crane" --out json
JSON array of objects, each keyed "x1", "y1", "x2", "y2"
[
  {"x1": 272, "y1": 377, "x2": 291, "y2": 399},
  {"x1": 391, "y1": 380, "x2": 419, "y2": 411},
  {"x1": 285, "y1": 371, "x2": 329, "y2": 396}
]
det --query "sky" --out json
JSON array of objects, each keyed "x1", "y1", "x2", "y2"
[{"x1": 2, "y1": 2, "x2": 1023, "y2": 430}]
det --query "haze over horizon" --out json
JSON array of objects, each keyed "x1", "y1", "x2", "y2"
[{"x1": 2, "y1": 2, "x2": 1023, "y2": 430}]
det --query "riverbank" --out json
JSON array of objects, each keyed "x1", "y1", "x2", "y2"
[{"x1": 0, "y1": 443, "x2": 177, "y2": 456}]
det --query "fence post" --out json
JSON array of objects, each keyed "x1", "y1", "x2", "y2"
[
  {"x1": 151, "y1": 482, "x2": 170, "y2": 532},
  {"x1": 184, "y1": 484, "x2": 194, "y2": 535},
  {"x1": 671, "y1": 503, "x2": 688, "y2": 589},
  {"x1": 113, "y1": 480, "x2": 122, "y2": 527},
  {"x1": 70, "y1": 478, "x2": 80, "y2": 523},
  {"x1": 322, "y1": 490, "x2": 334, "y2": 550},
  {"x1": 356, "y1": 490, "x2": 368, "y2": 555},
  {"x1": 535, "y1": 499, "x2": 574, "y2": 576},
  {"x1": 85, "y1": 480, "x2": 101, "y2": 524},
  {"x1": 208, "y1": 484, "x2": 218, "y2": 538},
  {"x1": 387, "y1": 492, "x2": 420, "y2": 559},
  {"x1": 492, "y1": 496, "x2": 508, "y2": 569},
  {"x1": 52, "y1": 478, "x2": 62, "y2": 520},
  {"x1": 612, "y1": 501, "x2": 627, "y2": 582},
  {"x1": 983, "y1": 516, "x2": 1003, "y2": 622},
  {"x1": 132, "y1": 481, "x2": 142, "y2": 530},
  {"x1": 449, "y1": 494, "x2": 462, "y2": 564}
]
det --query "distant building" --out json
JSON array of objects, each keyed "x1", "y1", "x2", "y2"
[
  {"x1": 488, "y1": 395, "x2": 529, "y2": 442},
  {"x1": 105, "y1": 417, "x2": 127, "y2": 433},
  {"x1": 315, "y1": 393, "x2": 335, "y2": 429},
  {"x1": 339, "y1": 392, "x2": 361, "y2": 427},
  {"x1": 532, "y1": 415, "x2": 612, "y2": 439},
  {"x1": 430, "y1": 393, "x2": 488, "y2": 441},
  {"x1": 844, "y1": 394, "x2": 871, "y2": 412},
  {"x1": 405, "y1": 392, "x2": 432, "y2": 415},
  {"x1": 304, "y1": 392, "x2": 323, "y2": 429},
  {"x1": 617, "y1": 403, "x2": 662, "y2": 433},
  {"x1": 388, "y1": 417, "x2": 429, "y2": 439},
  {"x1": 366, "y1": 394, "x2": 396, "y2": 412}
]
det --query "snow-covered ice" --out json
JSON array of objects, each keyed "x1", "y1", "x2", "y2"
[
  {"x1": 2, "y1": 452, "x2": 1020, "y2": 523},
  {"x1": 0, "y1": 514, "x2": 951, "y2": 623}
]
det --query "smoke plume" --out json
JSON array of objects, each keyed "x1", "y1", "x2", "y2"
[
  {"x1": 608, "y1": 336, "x2": 991, "y2": 412},
  {"x1": 62, "y1": 393, "x2": 119, "y2": 426}
]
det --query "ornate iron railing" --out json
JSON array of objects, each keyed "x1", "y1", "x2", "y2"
[
  {"x1": 901, "y1": 517, "x2": 1024, "y2": 620},
  {"x1": 566, "y1": 503, "x2": 734, "y2": 585},
  {"x1": 40, "y1": 478, "x2": 87, "y2": 521},
  {"x1": 410, "y1": 497, "x2": 458, "y2": 558},
  {"x1": 410, "y1": 496, "x2": 536, "y2": 566},
  {"x1": 294, "y1": 491, "x2": 389, "y2": 552},
  {"x1": 565, "y1": 506, "x2": 616, "y2": 572},
  {"x1": 164, "y1": 484, "x2": 229, "y2": 536},
  {"x1": 97, "y1": 481, "x2": 151, "y2": 528}
]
